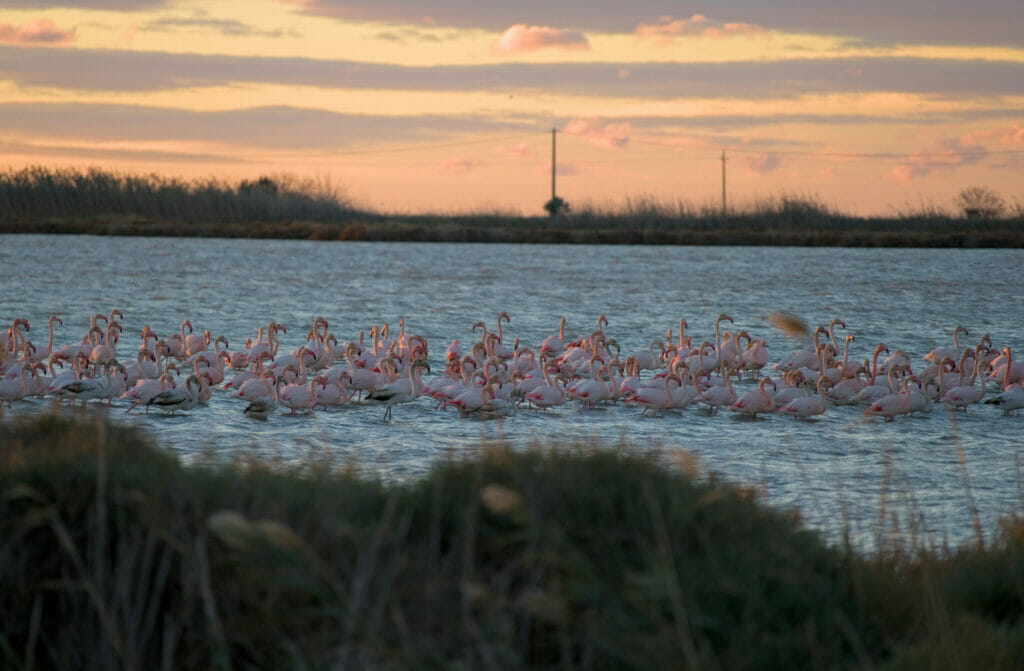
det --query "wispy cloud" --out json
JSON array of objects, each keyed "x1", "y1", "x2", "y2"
[
  {"x1": 0, "y1": 102, "x2": 525, "y2": 149},
  {"x1": 890, "y1": 136, "x2": 988, "y2": 182},
  {"x1": 0, "y1": 19, "x2": 75, "y2": 45},
  {"x1": 272, "y1": 0, "x2": 1024, "y2": 46},
  {"x1": 491, "y1": 24, "x2": 588, "y2": 54},
  {"x1": 563, "y1": 119, "x2": 630, "y2": 148},
  {"x1": 4, "y1": 46, "x2": 1021, "y2": 99},
  {"x1": 496, "y1": 142, "x2": 532, "y2": 157},
  {"x1": 744, "y1": 152, "x2": 781, "y2": 174},
  {"x1": 436, "y1": 156, "x2": 483, "y2": 173},
  {"x1": 635, "y1": 14, "x2": 764, "y2": 42},
  {"x1": 142, "y1": 17, "x2": 296, "y2": 38},
  {"x1": 0, "y1": 1, "x2": 168, "y2": 7}
]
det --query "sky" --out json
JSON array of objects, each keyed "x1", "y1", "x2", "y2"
[{"x1": 1, "y1": 0, "x2": 1022, "y2": 216}]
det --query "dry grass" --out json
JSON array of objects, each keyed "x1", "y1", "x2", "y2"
[{"x1": 2, "y1": 413, "x2": 1024, "y2": 669}]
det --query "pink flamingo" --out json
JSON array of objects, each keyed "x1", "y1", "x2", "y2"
[
  {"x1": 780, "y1": 378, "x2": 830, "y2": 419},
  {"x1": 365, "y1": 360, "x2": 430, "y2": 421},
  {"x1": 730, "y1": 378, "x2": 777, "y2": 418}
]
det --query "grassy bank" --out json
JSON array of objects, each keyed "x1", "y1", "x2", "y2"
[
  {"x1": 2, "y1": 167, "x2": 1023, "y2": 246},
  {"x1": 2, "y1": 415, "x2": 1024, "y2": 669}
]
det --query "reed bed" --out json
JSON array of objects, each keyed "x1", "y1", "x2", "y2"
[
  {"x1": 2, "y1": 167, "x2": 1023, "y2": 246},
  {"x1": 2, "y1": 414, "x2": 1023, "y2": 669}
]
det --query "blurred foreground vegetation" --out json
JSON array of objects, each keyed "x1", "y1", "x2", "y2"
[
  {"x1": 2, "y1": 414, "x2": 1024, "y2": 669},
  {"x1": 1, "y1": 166, "x2": 1023, "y2": 246}
]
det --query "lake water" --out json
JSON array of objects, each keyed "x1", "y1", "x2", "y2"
[{"x1": 2, "y1": 234, "x2": 1023, "y2": 551}]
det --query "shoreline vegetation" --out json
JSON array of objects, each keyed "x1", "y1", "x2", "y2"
[
  {"x1": 3, "y1": 414, "x2": 1024, "y2": 669},
  {"x1": 2, "y1": 166, "x2": 1023, "y2": 247}
]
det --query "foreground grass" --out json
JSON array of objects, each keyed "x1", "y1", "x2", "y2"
[{"x1": 1, "y1": 415, "x2": 1023, "y2": 669}]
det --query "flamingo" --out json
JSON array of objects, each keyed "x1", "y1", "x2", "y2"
[
  {"x1": 924, "y1": 325, "x2": 969, "y2": 365},
  {"x1": 987, "y1": 346, "x2": 1024, "y2": 387},
  {"x1": 730, "y1": 378, "x2": 777, "y2": 418},
  {"x1": 941, "y1": 346, "x2": 989, "y2": 410},
  {"x1": 824, "y1": 365, "x2": 869, "y2": 405},
  {"x1": 864, "y1": 376, "x2": 917, "y2": 422},
  {"x1": 628, "y1": 372, "x2": 677, "y2": 416},
  {"x1": 26, "y1": 315, "x2": 62, "y2": 363},
  {"x1": 231, "y1": 371, "x2": 277, "y2": 402},
  {"x1": 539, "y1": 317, "x2": 567, "y2": 356},
  {"x1": 698, "y1": 367, "x2": 737, "y2": 414},
  {"x1": 365, "y1": 359, "x2": 430, "y2": 421},
  {"x1": 60, "y1": 375, "x2": 106, "y2": 406},
  {"x1": 779, "y1": 378, "x2": 830, "y2": 419},
  {"x1": 122, "y1": 365, "x2": 179, "y2": 413},
  {"x1": 314, "y1": 372, "x2": 352, "y2": 409},
  {"x1": 279, "y1": 376, "x2": 319, "y2": 414},
  {"x1": 0, "y1": 366, "x2": 31, "y2": 407},
  {"x1": 146, "y1": 375, "x2": 202, "y2": 414},
  {"x1": 523, "y1": 361, "x2": 566, "y2": 409}
]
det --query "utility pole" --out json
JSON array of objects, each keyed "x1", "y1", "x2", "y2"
[
  {"x1": 551, "y1": 127, "x2": 557, "y2": 201},
  {"x1": 721, "y1": 149, "x2": 728, "y2": 214}
]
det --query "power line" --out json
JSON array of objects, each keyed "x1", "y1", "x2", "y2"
[
  {"x1": 338, "y1": 131, "x2": 541, "y2": 157},
  {"x1": 561, "y1": 130, "x2": 1024, "y2": 159}
]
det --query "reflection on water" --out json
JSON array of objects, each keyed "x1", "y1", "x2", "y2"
[{"x1": 2, "y1": 234, "x2": 1023, "y2": 550}]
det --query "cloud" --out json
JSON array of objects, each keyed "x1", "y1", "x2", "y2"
[
  {"x1": 496, "y1": 142, "x2": 532, "y2": 157},
  {"x1": 0, "y1": 0, "x2": 167, "y2": 7},
  {"x1": 533, "y1": 161, "x2": 578, "y2": 176},
  {"x1": 142, "y1": 18, "x2": 295, "y2": 38},
  {"x1": 0, "y1": 19, "x2": 75, "y2": 45},
  {"x1": 491, "y1": 24, "x2": 588, "y2": 54},
  {"x1": 373, "y1": 28, "x2": 442, "y2": 43},
  {"x1": 744, "y1": 153, "x2": 782, "y2": 174},
  {"x1": 273, "y1": 0, "x2": 1024, "y2": 47},
  {"x1": 436, "y1": 156, "x2": 482, "y2": 174},
  {"x1": 0, "y1": 102, "x2": 526, "y2": 150},
  {"x1": 961, "y1": 123, "x2": 1024, "y2": 147},
  {"x1": 635, "y1": 14, "x2": 764, "y2": 42},
  {"x1": 4, "y1": 46, "x2": 1022, "y2": 100},
  {"x1": 889, "y1": 137, "x2": 989, "y2": 182},
  {"x1": 563, "y1": 119, "x2": 630, "y2": 148}
]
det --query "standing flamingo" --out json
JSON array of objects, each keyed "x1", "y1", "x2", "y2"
[
  {"x1": 730, "y1": 378, "x2": 777, "y2": 418},
  {"x1": 365, "y1": 360, "x2": 430, "y2": 421}
]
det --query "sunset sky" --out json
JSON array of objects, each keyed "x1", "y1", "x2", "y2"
[{"x1": 1, "y1": 0, "x2": 1022, "y2": 215}]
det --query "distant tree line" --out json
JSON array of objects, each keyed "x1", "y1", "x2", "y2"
[{"x1": 0, "y1": 167, "x2": 363, "y2": 223}]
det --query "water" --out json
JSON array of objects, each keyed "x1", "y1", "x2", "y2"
[{"x1": 2, "y1": 234, "x2": 1023, "y2": 551}]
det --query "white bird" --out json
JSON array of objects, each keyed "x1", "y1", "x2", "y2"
[
  {"x1": 146, "y1": 375, "x2": 201, "y2": 414},
  {"x1": 365, "y1": 360, "x2": 429, "y2": 421}
]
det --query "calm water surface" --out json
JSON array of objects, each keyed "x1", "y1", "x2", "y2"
[{"x1": 2, "y1": 234, "x2": 1022, "y2": 551}]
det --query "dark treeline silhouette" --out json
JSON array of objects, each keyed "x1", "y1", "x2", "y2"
[
  {"x1": 0, "y1": 166, "x2": 365, "y2": 223},
  {"x1": 2, "y1": 166, "x2": 1022, "y2": 246}
]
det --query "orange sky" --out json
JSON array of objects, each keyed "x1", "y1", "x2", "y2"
[{"x1": 1, "y1": 0, "x2": 1022, "y2": 215}]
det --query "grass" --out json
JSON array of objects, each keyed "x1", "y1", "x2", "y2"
[
  {"x1": 2, "y1": 167, "x2": 1023, "y2": 246},
  {"x1": 2, "y1": 414, "x2": 1024, "y2": 669}
]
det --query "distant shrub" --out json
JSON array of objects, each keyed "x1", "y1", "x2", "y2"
[{"x1": 956, "y1": 186, "x2": 1006, "y2": 219}]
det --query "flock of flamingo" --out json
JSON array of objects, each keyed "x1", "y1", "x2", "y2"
[{"x1": 1, "y1": 310, "x2": 1022, "y2": 422}]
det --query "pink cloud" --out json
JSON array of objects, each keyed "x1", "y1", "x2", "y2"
[
  {"x1": 635, "y1": 14, "x2": 764, "y2": 43},
  {"x1": 436, "y1": 156, "x2": 482, "y2": 174},
  {"x1": 122, "y1": 24, "x2": 138, "y2": 45},
  {"x1": 496, "y1": 142, "x2": 532, "y2": 157},
  {"x1": 962, "y1": 123, "x2": 1024, "y2": 147},
  {"x1": 563, "y1": 119, "x2": 631, "y2": 149},
  {"x1": 889, "y1": 137, "x2": 988, "y2": 182},
  {"x1": 745, "y1": 153, "x2": 781, "y2": 174},
  {"x1": 533, "y1": 161, "x2": 578, "y2": 176},
  {"x1": 492, "y1": 24, "x2": 589, "y2": 54},
  {"x1": 0, "y1": 19, "x2": 75, "y2": 45}
]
